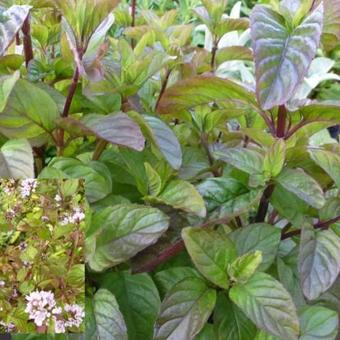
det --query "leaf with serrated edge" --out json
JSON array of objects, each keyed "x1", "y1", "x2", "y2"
[
  {"x1": 299, "y1": 305, "x2": 339, "y2": 340},
  {"x1": 101, "y1": 271, "x2": 160, "y2": 340},
  {"x1": 86, "y1": 204, "x2": 169, "y2": 272},
  {"x1": 182, "y1": 227, "x2": 237, "y2": 288},
  {"x1": 157, "y1": 75, "x2": 257, "y2": 115},
  {"x1": 309, "y1": 149, "x2": 340, "y2": 188},
  {"x1": 0, "y1": 139, "x2": 34, "y2": 178},
  {"x1": 214, "y1": 292, "x2": 257, "y2": 340},
  {"x1": 298, "y1": 225, "x2": 340, "y2": 300},
  {"x1": 0, "y1": 71, "x2": 19, "y2": 112},
  {"x1": 154, "y1": 277, "x2": 216, "y2": 340},
  {"x1": 146, "y1": 179, "x2": 206, "y2": 218},
  {"x1": 143, "y1": 115, "x2": 182, "y2": 170},
  {"x1": 81, "y1": 113, "x2": 145, "y2": 151},
  {"x1": 250, "y1": 4, "x2": 323, "y2": 109},
  {"x1": 230, "y1": 223, "x2": 281, "y2": 271},
  {"x1": 0, "y1": 79, "x2": 59, "y2": 139},
  {"x1": 275, "y1": 168, "x2": 325, "y2": 209},
  {"x1": 229, "y1": 272, "x2": 299, "y2": 339},
  {"x1": 0, "y1": 5, "x2": 31, "y2": 56},
  {"x1": 214, "y1": 148, "x2": 264, "y2": 175},
  {"x1": 86, "y1": 289, "x2": 127, "y2": 340}
]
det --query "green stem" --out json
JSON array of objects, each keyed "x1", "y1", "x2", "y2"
[{"x1": 92, "y1": 139, "x2": 108, "y2": 160}]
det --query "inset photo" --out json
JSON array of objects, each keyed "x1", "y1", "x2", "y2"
[{"x1": 0, "y1": 179, "x2": 86, "y2": 335}]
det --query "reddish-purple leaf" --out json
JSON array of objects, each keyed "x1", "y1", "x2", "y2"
[
  {"x1": 79, "y1": 113, "x2": 145, "y2": 151},
  {"x1": 157, "y1": 75, "x2": 257, "y2": 115},
  {"x1": 251, "y1": 4, "x2": 323, "y2": 110}
]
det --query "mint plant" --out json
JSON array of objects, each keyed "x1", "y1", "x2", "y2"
[{"x1": 0, "y1": 0, "x2": 340, "y2": 339}]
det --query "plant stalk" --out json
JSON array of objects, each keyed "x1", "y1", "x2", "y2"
[
  {"x1": 255, "y1": 184, "x2": 275, "y2": 223},
  {"x1": 155, "y1": 68, "x2": 172, "y2": 111},
  {"x1": 281, "y1": 216, "x2": 340, "y2": 240},
  {"x1": 210, "y1": 43, "x2": 218, "y2": 70},
  {"x1": 276, "y1": 105, "x2": 287, "y2": 138},
  {"x1": 200, "y1": 133, "x2": 220, "y2": 177},
  {"x1": 131, "y1": 0, "x2": 137, "y2": 48},
  {"x1": 57, "y1": 67, "x2": 80, "y2": 154},
  {"x1": 22, "y1": 15, "x2": 34, "y2": 68},
  {"x1": 92, "y1": 139, "x2": 108, "y2": 160}
]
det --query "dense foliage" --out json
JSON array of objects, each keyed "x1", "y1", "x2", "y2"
[
  {"x1": 0, "y1": 179, "x2": 85, "y2": 335},
  {"x1": 0, "y1": 0, "x2": 340, "y2": 339}
]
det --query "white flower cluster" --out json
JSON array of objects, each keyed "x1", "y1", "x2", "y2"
[
  {"x1": 25, "y1": 290, "x2": 84, "y2": 333},
  {"x1": 60, "y1": 207, "x2": 85, "y2": 225},
  {"x1": 25, "y1": 290, "x2": 57, "y2": 327},
  {"x1": 20, "y1": 179, "x2": 37, "y2": 198},
  {"x1": 54, "y1": 304, "x2": 85, "y2": 333}
]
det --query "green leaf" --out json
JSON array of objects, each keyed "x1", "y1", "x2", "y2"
[
  {"x1": 214, "y1": 292, "x2": 257, "y2": 340},
  {"x1": 182, "y1": 227, "x2": 237, "y2": 288},
  {"x1": 154, "y1": 277, "x2": 216, "y2": 340},
  {"x1": 296, "y1": 102, "x2": 340, "y2": 123},
  {"x1": 270, "y1": 184, "x2": 309, "y2": 226},
  {"x1": 0, "y1": 71, "x2": 19, "y2": 112},
  {"x1": 250, "y1": 4, "x2": 323, "y2": 109},
  {"x1": 153, "y1": 267, "x2": 201, "y2": 298},
  {"x1": 0, "y1": 5, "x2": 31, "y2": 56},
  {"x1": 214, "y1": 17, "x2": 250, "y2": 37},
  {"x1": 275, "y1": 168, "x2": 325, "y2": 209},
  {"x1": 85, "y1": 288, "x2": 127, "y2": 340},
  {"x1": 309, "y1": 149, "x2": 340, "y2": 188},
  {"x1": 214, "y1": 148, "x2": 264, "y2": 176},
  {"x1": 66, "y1": 264, "x2": 84, "y2": 288},
  {"x1": 299, "y1": 305, "x2": 339, "y2": 340},
  {"x1": 197, "y1": 177, "x2": 262, "y2": 219},
  {"x1": 86, "y1": 204, "x2": 169, "y2": 272},
  {"x1": 263, "y1": 139, "x2": 286, "y2": 177},
  {"x1": 228, "y1": 250, "x2": 262, "y2": 284},
  {"x1": 229, "y1": 272, "x2": 300, "y2": 339},
  {"x1": 79, "y1": 113, "x2": 145, "y2": 151},
  {"x1": 157, "y1": 75, "x2": 257, "y2": 115},
  {"x1": 230, "y1": 223, "x2": 281, "y2": 271},
  {"x1": 195, "y1": 324, "x2": 214, "y2": 340},
  {"x1": 277, "y1": 256, "x2": 305, "y2": 308},
  {"x1": 0, "y1": 79, "x2": 59, "y2": 139},
  {"x1": 143, "y1": 115, "x2": 182, "y2": 170},
  {"x1": 254, "y1": 330, "x2": 279, "y2": 340},
  {"x1": 57, "y1": 0, "x2": 119, "y2": 46},
  {"x1": 41, "y1": 158, "x2": 112, "y2": 203},
  {"x1": 321, "y1": 0, "x2": 340, "y2": 51},
  {"x1": 101, "y1": 271, "x2": 160, "y2": 340},
  {"x1": 298, "y1": 225, "x2": 340, "y2": 300},
  {"x1": 0, "y1": 139, "x2": 34, "y2": 178},
  {"x1": 144, "y1": 162, "x2": 162, "y2": 196},
  {"x1": 216, "y1": 46, "x2": 253, "y2": 65},
  {"x1": 146, "y1": 179, "x2": 206, "y2": 218}
]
